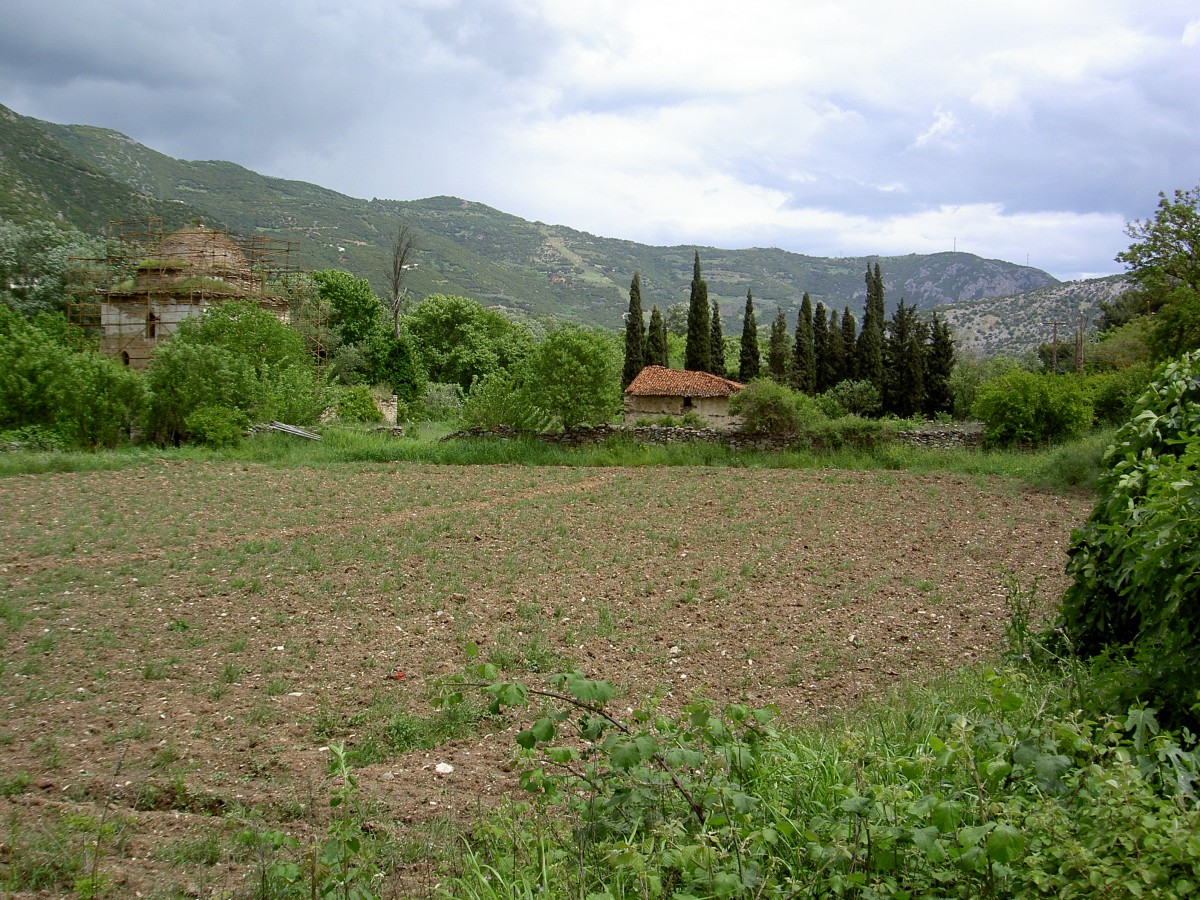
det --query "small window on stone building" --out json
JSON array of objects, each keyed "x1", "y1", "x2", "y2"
[
  {"x1": 121, "y1": 351, "x2": 130, "y2": 367},
  {"x1": 683, "y1": 397, "x2": 694, "y2": 410},
  {"x1": 146, "y1": 311, "x2": 158, "y2": 339}
]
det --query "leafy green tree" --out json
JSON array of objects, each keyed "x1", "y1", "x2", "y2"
[
  {"x1": 405, "y1": 294, "x2": 533, "y2": 391},
  {"x1": 313, "y1": 269, "x2": 385, "y2": 347},
  {"x1": 0, "y1": 221, "x2": 105, "y2": 316},
  {"x1": 729, "y1": 379, "x2": 807, "y2": 435},
  {"x1": 709, "y1": 300, "x2": 726, "y2": 377},
  {"x1": 882, "y1": 299, "x2": 925, "y2": 418},
  {"x1": 923, "y1": 313, "x2": 955, "y2": 417},
  {"x1": 0, "y1": 307, "x2": 71, "y2": 428},
  {"x1": 840, "y1": 306, "x2": 858, "y2": 381},
  {"x1": 857, "y1": 263, "x2": 885, "y2": 391},
  {"x1": 622, "y1": 272, "x2": 647, "y2": 388},
  {"x1": 684, "y1": 252, "x2": 711, "y2": 372},
  {"x1": 646, "y1": 306, "x2": 669, "y2": 367},
  {"x1": 792, "y1": 293, "x2": 815, "y2": 393},
  {"x1": 738, "y1": 290, "x2": 760, "y2": 382},
  {"x1": 144, "y1": 301, "x2": 326, "y2": 443},
  {"x1": 526, "y1": 327, "x2": 620, "y2": 429},
  {"x1": 57, "y1": 350, "x2": 146, "y2": 448},
  {"x1": 825, "y1": 304, "x2": 846, "y2": 390},
  {"x1": 664, "y1": 302, "x2": 690, "y2": 337},
  {"x1": 767, "y1": 309, "x2": 790, "y2": 383},
  {"x1": 366, "y1": 326, "x2": 426, "y2": 403},
  {"x1": 1116, "y1": 185, "x2": 1200, "y2": 358},
  {"x1": 461, "y1": 367, "x2": 552, "y2": 431},
  {"x1": 973, "y1": 369, "x2": 1092, "y2": 447}
]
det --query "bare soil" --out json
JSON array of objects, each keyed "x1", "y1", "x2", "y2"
[{"x1": 0, "y1": 463, "x2": 1091, "y2": 897}]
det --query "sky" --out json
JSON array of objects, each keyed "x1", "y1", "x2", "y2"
[{"x1": 2, "y1": 1, "x2": 1198, "y2": 281}]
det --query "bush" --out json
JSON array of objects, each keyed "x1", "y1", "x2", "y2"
[
  {"x1": 1083, "y1": 363, "x2": 1153, "y2": 425},
  {"x1": 415, "y1": 382, "x2": 464, "y2": 422},
  {"x1": 973, "y1": 370, "x2": 1093, "y2": 447},
  {"x1": 1060, "y1": 351, "x2": 1200, "y2": 726},
  {"x1": 828, "y1": 378, "x2": 882, "y2": 417},
  {"x1": 730, "y1": 379, "x2": 824, "y2": 434},
  {"x1": 0, "y1": 425, "x2": 67, "y2": 452},
  {"x1": 461, "y1": 369, "x2": 551, "y2": 431},
  {"x1": 335, "y1": 385, "x2": 382, "y2": 423},
  {"x1": 185, "y1": 405, "x2": 249, "y2": 447}
]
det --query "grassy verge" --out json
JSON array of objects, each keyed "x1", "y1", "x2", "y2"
[{"x1": 0, "y1": 424, "x2": 1112, "y2": 492}]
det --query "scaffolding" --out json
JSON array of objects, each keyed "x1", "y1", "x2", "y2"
[{"x1": 67, "y1": 218, "x2": 325, "y2": 368}]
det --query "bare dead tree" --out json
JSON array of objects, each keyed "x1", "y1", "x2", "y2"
[{"x1": 386, "y1": 224, "x2": 418, "y2": 338}]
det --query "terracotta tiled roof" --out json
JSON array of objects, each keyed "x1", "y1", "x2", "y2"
[{"x1": 625, "y1": 366, "x2": 745, "y2": 398}]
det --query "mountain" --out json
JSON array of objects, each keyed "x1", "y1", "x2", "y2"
[
  {"x1": 935, "y1": 276, "x2": 1133, "y2": 358},
  {"x1": 4, "y1": 102, "x2": 1059, "y2": 333}
]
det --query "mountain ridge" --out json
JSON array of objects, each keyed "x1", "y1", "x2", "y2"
[{"x1": 4, "y1": 101, "x2": 1074, "y2": 338}]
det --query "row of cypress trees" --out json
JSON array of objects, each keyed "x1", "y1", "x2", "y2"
[{"x1": 621, "y1": 257, "x2": 954, "y2": 418}]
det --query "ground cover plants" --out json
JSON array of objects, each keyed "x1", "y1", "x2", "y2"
[{"x1": 0, "y1": 455, "x2": 1093, "y2": 896}]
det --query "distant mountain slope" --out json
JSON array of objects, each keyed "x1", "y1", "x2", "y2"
[
  {"x1": 5, "y1": 102, "x2": 1059, "y2": 330},
  {"x1": 935, "y1": 275, "x2": 1133, "y2": 357}
]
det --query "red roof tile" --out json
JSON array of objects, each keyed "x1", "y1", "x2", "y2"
[{"x1": 625, "y1": 366, "x2": 745, "y2": 398}]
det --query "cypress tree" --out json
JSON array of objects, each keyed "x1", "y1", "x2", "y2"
[
  {"x1": 709, "y1": 300, "x2": 726, "y2": 376},
  {"x1": 646, "y1": 306, "x2": 669, "y2": 367},
  {"x1": 923, "y1": 312, "x2": 955, "y2": 416},
  {"x1": 826, "y1": 304, "x2": 846, "y2": 388},
  {"x1": 814, "y1": 302, "x2": 837, "y2": 393},
  {"x1": 882, "y1": 299, "x2": 925, "y2": 417},
  {"x1": 684, "y1": 251, "x2": 711, "y2": 372},
  {"x1": 792, "y1": 292, "x2": 815, "y2": 393},
  {"x1": 856, "y1": 262, "x2": 885, "y2": 392},
  {"x1": 622, "y1": 272, "x2": 646, "y2": 388},
  {"x1": 738, "y1": 290, "x2": 760, "y2": 382},
  {"x1": 767, "y1": 309, "x2": 790, "y2": 383},
  {"x1": 840, "y1": 306, "x2": 858, "y2": 381}
]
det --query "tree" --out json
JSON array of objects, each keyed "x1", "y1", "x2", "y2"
[
  {"x1": 312, "y1": 269, "x2": 385, "y2": 348},
  {"x1": 622, "y1": 272, "x2": 647, "y2": 388},
  {"x1": 646, "y1": 306, "x2": 669, "y2": 367},
  {"x1": 526, "y1": 327, "x2": 620, "y2": 429},
  {"x1": 0, "y1": 221, "x2": 106, "y2": 317},
  {"x1": 386, "y1": 224, "x2": 418, "y2": 339},
  {"x1": 825, "y1": 305, "x2": 846, "y2": 390},
  {"x1": 738, "y1": 290, "x2": 760, "y2": 382},
  {"x1": 923, "y1": 312, "x2": 955, "y2": 416},
  {"x1": 787, "y1": 293, "x2": 812, "y2": 393},
  {"x1": 684, "y1": 252, "x2": 711, "y2": 372},
  {"x1": 857, "y1": 263, "x2": 885, "y2": 391},
  {"x1": 405, "y1": 294, "x2": 533, "y2": 391},
  {"x1": 709, "y1": 300, "x2": 726, "y2": 377},
  {"x1": 767, "y1": 309, "x2": 790, "y2": 382},
  {"x1": 840, "y1": 306, "x2": 858, "y2": 381},
  {"x1": 1114, "y1": 186, "x2": 1200, "y2": 359},
  {"x1": 882, "y1": 299, "x2": 925, "y2": 418},
  {"x1": 815, "y1": 302, "x2": 836, "y2": 393}
]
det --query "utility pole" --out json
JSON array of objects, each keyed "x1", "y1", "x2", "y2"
[
  {"x1": 1075, "y1": 313, "x2": 1088, "y2": 375},
  {"x1": 1043, "y1": 320, "x2": 1066, "y2": 374}
]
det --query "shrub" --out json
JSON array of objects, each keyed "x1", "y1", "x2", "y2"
[
  {"x1": 0, "y1": 425, "x2": 66, "y2": 452},
  {"x1": 730, "y1": 379, "x2": 823, "y2": 434},
  {"x1": 1060, "y1": 351, "x2": 1200, "y2": 726},
  {"x1": 973, "y1": 370, "x2": 1093, "y2": 447},
  {"x1": 185, "y1": 405, "x2": 249, "y2": 448},
  {"x1": 335, "y1": 385, "x2": 382, "y2": 423},
  {"x1": 1083, "y1": 363, "x2": 1153, "y2": 425},
  {"x1": 461, "y1": 369, "x2": 551, "y2": 431},
  {"x1": 415, "y1": 382, "x2": 464, "y2": 422},
  {"x1": 828, "y1": 378, "x2": 882, "y2": 417}
]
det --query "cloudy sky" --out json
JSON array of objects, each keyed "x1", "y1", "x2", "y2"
[{"x1": 2, "y1": 1, "x2": 1197, "y2": 280}]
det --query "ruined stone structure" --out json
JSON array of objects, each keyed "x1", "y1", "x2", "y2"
[
  {"x1": 623, "y1": 366, "x2": 745, "y2": 429},
  {"x1": 69, "y1": 221, "x2": 309, "y2": 369}
]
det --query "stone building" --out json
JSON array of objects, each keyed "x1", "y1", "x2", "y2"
[
  {"x1": 71, "y1": 224, "x2": 297, "y2": 369},
  {"x1": 623, "y1": 366, "x2": 745, "y2": 429}
]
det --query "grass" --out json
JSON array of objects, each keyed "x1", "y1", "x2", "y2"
[{"x1": 0, "y1": 422, "x2": 1112, "y2": 493}]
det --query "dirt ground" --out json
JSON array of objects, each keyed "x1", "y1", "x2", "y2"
[{"x1": 0, "y1": 462, "x2": 1092, "y2": 897}]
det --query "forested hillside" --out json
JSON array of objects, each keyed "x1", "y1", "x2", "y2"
[{"x1": 3, "y1": 102, "x2": 1058, "y2": 332}]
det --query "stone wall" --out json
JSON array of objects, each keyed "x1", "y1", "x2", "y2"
[{"x1": 446, "y1": 422, "x2": 983, "y2": 452}]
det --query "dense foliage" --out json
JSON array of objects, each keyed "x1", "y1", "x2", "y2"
[
  {"x1": 973, "y1": 370, "x2": 1093, "y2": 448},
  {"x1": 738, "y1": 290, "x2": 761, "y2": 383},
  {"x1": 1060, "y1": 351, "x2": 1200, "y2": 726},
  {"x1": 684, "y1": 252, "x2": 711, "y2": 373}
]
